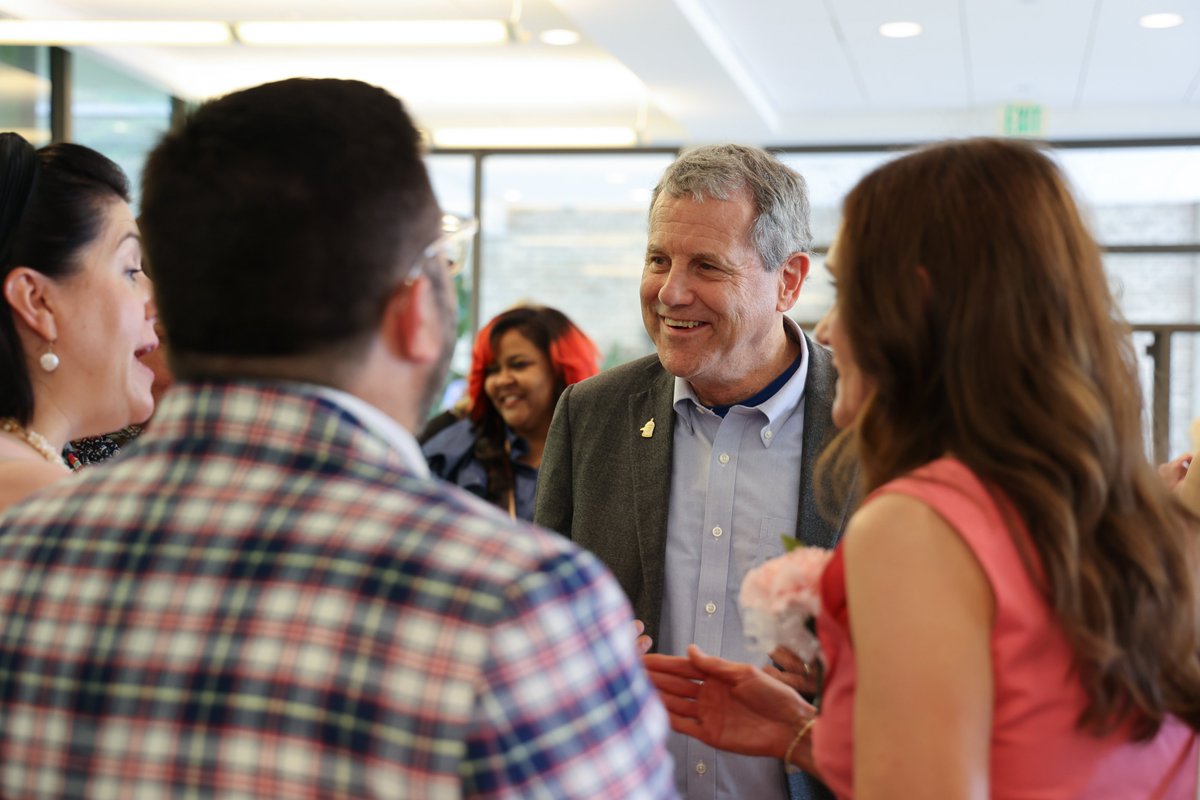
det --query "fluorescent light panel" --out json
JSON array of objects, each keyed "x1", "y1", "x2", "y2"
[
  {"x1": 1139, "y1": 12, "x2": 1184, "y2": 28},
  {"x1": 432, "y1": 126, "x2": 638, "y2": 148},
  {"x1": 0, "y1": 20, "x2": 231, "y2": 45},
  {"x1": 0, "y1": 18, "x2": 509, "y2": 47},
  {"x1": 234, "y1": 20, "x2": 508, "y2": 46}
]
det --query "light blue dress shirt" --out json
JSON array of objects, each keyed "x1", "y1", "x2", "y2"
[{"x1": 660, "y1": 319, "x2": 809, "y2": 800}]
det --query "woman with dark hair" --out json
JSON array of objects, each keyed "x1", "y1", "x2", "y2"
[
  {"x1": 646, "y1": 138, "x2": 1200, "y2": 797},
  {"x1": 0, "y1": 132, "x2": 159, "y2": 509},
  {"x1": 423, "y1": 305, "x2": 600, "y2": 520}
]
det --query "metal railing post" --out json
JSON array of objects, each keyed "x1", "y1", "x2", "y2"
[
  {"x1": 49, "y1": 47, "x2": 71, "y2": 143},
  {"x1": 1146, "y1": 331, "x2": 1172, "y2": 464}
]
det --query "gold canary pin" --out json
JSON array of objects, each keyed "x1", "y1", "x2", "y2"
[{"x1": 640, "y1": 418, "x2": 655, "y2": 438}]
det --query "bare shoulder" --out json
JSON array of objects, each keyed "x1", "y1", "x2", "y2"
[
  {"x1": 845, "y1": 492, "x2": 955, "y2": 556},
  {"x1": 0, "y1": 459, "x2": 69, "y2": 511},
  {"x1": 844, "y1": 492, "x2": 992, "y2": 615}
]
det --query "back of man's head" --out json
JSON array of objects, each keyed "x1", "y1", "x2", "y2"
[
  {"x1": 650, "y1": 143, "x2": 812, "y2": 272},
  {"x1": 140, "y1": 78, "x2": 437, "y2": 379}
]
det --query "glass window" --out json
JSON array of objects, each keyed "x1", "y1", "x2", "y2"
[
  {"x1": 0, "y1": 46, "x2": 51, "y2": 146},
  {"x1": 428, "y1": 153, "x2": 474, "y2": 220},
  {"x1": 1166, "y1": 331, "x2": 1200, "y2": 461},
  {"x1": 1058, "y1": 147, "x2": 1200, "y2": 459},
  {"x1": 426, "y1": 153, "x2": 477, "y2": 411},
  {"x1": 479, "y1": 153, "x2": 676, "y2": 368},
  {"x1": 1115, "y1": 251, "x2": 1200, "y2": 459},
  {"x1": 1108, "y1": 253, "x2": 1200, "y2": 325},
  {"x1": 1055, "y1": 146, "x2": 1200, "y2": 246},
  {"x1": 71, "y1": 50, "x2": 173, "y2": 210},
  {"x1": 779, "y1": 150, "x2": 905, "y2": 246},
  {"x1": 779, "y1": 150, "x2": 905, "y2": 326},
  {"x1": 790, "y1": 249, "x2": 833, "y2": 329}
]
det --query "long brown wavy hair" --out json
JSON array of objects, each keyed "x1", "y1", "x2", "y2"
[{"x1": 827, "y1": 137, "x2": 1200, "y2": 738}]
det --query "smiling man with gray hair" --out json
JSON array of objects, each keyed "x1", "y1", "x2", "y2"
[{"x1": 536, "y1": 144, "x2": 849, "y2": 800}]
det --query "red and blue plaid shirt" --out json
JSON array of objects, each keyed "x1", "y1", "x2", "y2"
[{"x1": 0, "y1": 381, "x2": 676, "y2": 799}]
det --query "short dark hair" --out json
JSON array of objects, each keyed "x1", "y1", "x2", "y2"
[
  {"x1": 139, "y1": 78, "x2": 437, "y2": 374},
  {"x1": 0, "y1": 134, "x2": 130, "y2": 424}
]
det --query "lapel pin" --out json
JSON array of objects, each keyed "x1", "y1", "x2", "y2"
[{"x1": 640, "y1": 418, "x2": 655, "y2": 438}]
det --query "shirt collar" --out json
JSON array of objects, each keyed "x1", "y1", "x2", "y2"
[
  {"x1": 672, "y1": 316, "x2": 809, "y2": 435},
  {"x1": 306, "y1": 383, "x2": 430, "y2": 478}
]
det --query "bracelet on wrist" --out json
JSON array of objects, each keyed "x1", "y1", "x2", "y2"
[{"x1": 784, "y1": 718, "x2": 817, "y2": 771}]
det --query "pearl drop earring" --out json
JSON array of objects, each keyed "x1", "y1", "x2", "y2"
[{"x1": 39, "y1": 343, "x2": 59, "y2": 373}]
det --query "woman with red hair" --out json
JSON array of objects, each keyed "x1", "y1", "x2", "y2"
[{"x1": 423, "y1": 305, "x2": 600, "y2": 520}]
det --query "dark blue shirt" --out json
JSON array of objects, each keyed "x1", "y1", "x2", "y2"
[{"x1": 421, "y1": 417, "x2": 539, "y2": 521}]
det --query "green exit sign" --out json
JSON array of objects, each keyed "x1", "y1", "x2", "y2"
[{"x1": 1001, "y1": 103, "x2": 1046, "y2": 137}]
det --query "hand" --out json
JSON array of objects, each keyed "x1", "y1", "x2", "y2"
[
  {"x1": 644, "y1": 644, "x2": 818, "y2": 773},
  {"x1": 633, "y1": 619, "x2": 653, "y2": 655},
  {"x1": 1158, "y1": 452, "x2": 1192, "y2": 491},
  {"x1": 763, "y1": 645, "x2": 820, "y2": 697}
]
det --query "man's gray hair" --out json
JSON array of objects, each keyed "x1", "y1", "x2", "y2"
[{"x1": 649, "y1": 144, "x2": 812, "y2": 272}]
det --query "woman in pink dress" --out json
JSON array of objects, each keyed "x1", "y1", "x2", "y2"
[{"x1": 646, "y1": 138, "x2": 1200, "y2": 798}]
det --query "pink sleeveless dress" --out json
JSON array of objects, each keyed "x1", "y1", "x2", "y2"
[{"x1": 812, "y1": 458, "x2": 1198, "y2": 799}]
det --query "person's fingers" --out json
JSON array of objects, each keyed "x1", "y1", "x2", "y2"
[
  {"x1": 765, "y1": 647, "x2": 820, "y2": 694},
  {"x1": 768, "y1": 645, "x2": 807, "y2": 673},
  {"x1": 763, "y1": 664, "x2": 814, "y2": 692},
  {"x1": 646, "y1": 671, "x2": 703, "y2": 700},
  {"x1": 764, "y1": 665, "x2": 817, "y2": 695},
  {"x1": 632, "y1": 620, "x2": 653, "y2": 654},
  {"x1": 1159, "y1": 453, "x2": 1193, "y2": 487},
  {"x1": 685, "y1": 643, "x2": 743, "y2": 678},
  {"x1": 644, "y1": 653, "x2": 704, "y2": 680},
  {"x1": 657, "y1": 692, "x2": 703, "y2": 720}
]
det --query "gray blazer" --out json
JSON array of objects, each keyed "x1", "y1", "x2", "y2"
[{"x1": 534, "y1": 331, "x2": 850, "y2": 649}]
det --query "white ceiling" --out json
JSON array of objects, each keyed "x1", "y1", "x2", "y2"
[{"x1": 0, "y1": 0, "x2": 1198, "y2": 146}]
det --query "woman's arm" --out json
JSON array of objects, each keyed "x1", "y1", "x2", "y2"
[{"x1": 845, "y1": 493, "x2": 993, "y2": 800}]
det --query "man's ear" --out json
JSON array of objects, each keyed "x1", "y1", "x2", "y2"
[
  {"x1": 3, "y1": 267, "x2": 59, "y2": 342},
  {"x1": 776, "y1": 251, "x2": 810, "y2": 312},
  {"x1": 379, "y1": 276, "x2": 441, "y2": 365}
]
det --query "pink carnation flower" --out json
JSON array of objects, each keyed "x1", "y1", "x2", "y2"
[{"x1": 740, "y1": 546, "x2": 834, "y2": 662}]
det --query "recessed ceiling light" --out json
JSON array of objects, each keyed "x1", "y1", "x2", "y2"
[
  {"x1": 879, "y1": 21, "x2": 923, "y2": 38},
  {"x1": 1139, "y1": 12, "x2": 1183, "y2": 28},
  {"x1": 538, "y1": 28, "x2": 581, "y2": 46}
]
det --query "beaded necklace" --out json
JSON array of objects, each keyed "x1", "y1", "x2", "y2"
[{"x1": 0, "y1": 417, "x2": 72, "y2": 470}]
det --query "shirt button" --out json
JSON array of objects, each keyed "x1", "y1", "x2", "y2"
[
  {"x1": 695, "y1": 761, "x2": 708, "y2": 775},
  {"x1": 705, "y1": 601, "x2": 717, "y2": 614},
  {"x1": 718, "y1": 452, "x2": 730, "y2": 464},
  {"x1": 763, "y1": 429, "x2": 773, "y2": 440},
  {"x1": 712, "y1": 526, "x2": 723, "y2": 538}
]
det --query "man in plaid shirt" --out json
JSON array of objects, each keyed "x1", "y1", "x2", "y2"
[{"x1": 0, "y1": 78, "x2": 676, "y2": 799}]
